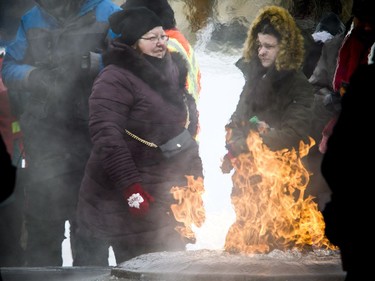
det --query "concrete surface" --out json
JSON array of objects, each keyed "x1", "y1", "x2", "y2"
[{"x1": 1, "y1": 249, "x2": 345, "y2": 281}]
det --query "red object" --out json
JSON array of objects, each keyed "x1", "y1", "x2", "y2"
[
  {"x1": 0, "y1": 55, "x2": 24, "y2": 166},
  {"x1": 123, "y1": 183, "x2": 155, "y2": 217},
  {"x1": 333, "y1": 29, "x2": 372, "y2": 92},
  {"x1": 319, "y1": 116, "x2": 338, "y2": 154},
  {"x1": 0, "y1": 56, "x2": 16, "y2": 157}
]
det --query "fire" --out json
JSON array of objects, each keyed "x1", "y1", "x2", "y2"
[
  {"x1": 224, "y1": 131, "x2": 336, "y2": 254},
  {"x1": 170, "y1": 176, "x2": 206, "y2": 242}
]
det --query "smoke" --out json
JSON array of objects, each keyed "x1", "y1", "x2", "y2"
[{"x1": 1, "y1": 0, "x2": 344, "y2": 273}]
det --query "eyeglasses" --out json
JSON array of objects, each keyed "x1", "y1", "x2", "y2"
[{"x1": 140, "y1": 35, "x2": 169, "y2": 43}]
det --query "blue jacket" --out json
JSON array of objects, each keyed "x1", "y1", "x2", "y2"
[{"x1": 1, "y1": 0, "x2": 121, "y2": 180}]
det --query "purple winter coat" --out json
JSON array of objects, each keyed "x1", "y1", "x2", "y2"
[{"x1": 76, "y1": 41, "x2": 203, "y2": 249}]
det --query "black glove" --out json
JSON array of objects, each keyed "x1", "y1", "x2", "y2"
[
  {"x1": 221, "y1": 152, "x2": 235, "y2": 174},
  {"x1": 27, "y1": 67, "x2": 58, "y2": 95}
]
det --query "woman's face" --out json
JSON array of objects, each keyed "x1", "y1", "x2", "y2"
[
  {"x1": 136, "y1": 26, "x2": 168, "y2": 58},
  {"x1": 256, "y1": 33, "x2": 280, "y2": 68}
]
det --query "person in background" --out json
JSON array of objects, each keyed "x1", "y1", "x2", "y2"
[
  {"x1": 1, "y1": 0, "x2": 121, "y2": 266},
  {"x1": 0, "y1": 0, "x2": 34, "y2": 158},
  {"x1": 316, "y1": 0, "x2": 375, "y2": 154},
  {"x1": 121, "y1": 0, "x2": 201, "y2": 103},
  {"x1": 0, "y1": 132, "x2": 17, "y2": 281},
  {"x1": 308, "y1": 17, "x2": 351, "y2": 147},
  {"x1": 306, "y1": 0, "x2": 375, "y2": 210},
  {"x1": 303, "y1": 12, "x2": 345, "y2": 79},
  {"x1": 0, "y1": 50, "x2": 26, "y2": 268},
  {"x1": 303, "y1": 12, "x2": 347, "y2": 210},
  {"x1": 321, "y1": 47, "x2": 374, "y2": 281},
  {"x1": 0, "y1": 0, "x2": 34, "y2": 267},
  {"x1": 0, "y1": 132, "x2": 16, "y2": 205},
  {"x1": 74, "y1": 7, "x2": 203, "y2": 266},
  {"x1": 221, "y1": 5, "x2": 313, "y2": 173}
]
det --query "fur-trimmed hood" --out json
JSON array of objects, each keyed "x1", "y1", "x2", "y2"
[
  {"x1": 241, "y1": 5, "x2": 305, "y2": 71},
  {"x1": 103, "y1": 39, "x2": 188, "y2": 107}
]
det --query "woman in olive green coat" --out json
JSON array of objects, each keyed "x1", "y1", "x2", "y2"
[{"x1": 222, "y1": 5, "x2": 314, "y2": 172}]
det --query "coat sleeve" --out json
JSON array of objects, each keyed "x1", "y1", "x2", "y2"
[
  {"x1": 89, "y1": 67, "x2": 141, "y2": 189},
  {"x1": 1, "y1": 16, "x2": 34, "y2": 90},
  {"x1": 261, "y1": 72, "x2": 314, "y2": 151}
]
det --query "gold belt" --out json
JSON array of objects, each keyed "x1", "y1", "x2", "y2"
[{"x1": 124, "y1": 129, "x2": 158, "y2": 148}]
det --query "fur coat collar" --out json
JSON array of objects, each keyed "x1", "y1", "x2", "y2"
[{"x1": 103, "y1": 39, "x2": 188, "y2": 108}]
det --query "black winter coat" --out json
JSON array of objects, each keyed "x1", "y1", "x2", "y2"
[
  {"x1": 321, "y1": 63, "x2": 375, "y2": 273},
  {"x1": 76, "y1": 41, "x2": 203, "y2": 248},
  {"x1": 227, "y1": 58, "x2": 313, "y2": 153}
]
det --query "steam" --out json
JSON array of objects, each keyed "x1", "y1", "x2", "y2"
[{"x1": 2, "y1": 0, "x2": 339, "y2": 270}]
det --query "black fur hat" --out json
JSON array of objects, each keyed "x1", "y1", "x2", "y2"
[
  {"x1": 121, "y1": 0, "x2": 176, "y2": 29},
  {"x1": 109, "y1": 7, "x2": 162, "y2": 45}
]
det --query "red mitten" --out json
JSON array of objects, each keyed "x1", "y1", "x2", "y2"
[{"x1": 123, "y1": 183, "x2": 154, "y2": 217}]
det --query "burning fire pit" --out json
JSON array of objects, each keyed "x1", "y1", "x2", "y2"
[
  {"x1": 112, "y1": 131, "x2": 345, "y2": 281},
  {"x1": 111, "y1": 249, "x2": 344, "y2": 281},
  {"x1": 170, "y1": 132, "x2": 335, "y2": 256},
  {"x1": 224, "y1": 132, "x2": 335, "y2": 254}
]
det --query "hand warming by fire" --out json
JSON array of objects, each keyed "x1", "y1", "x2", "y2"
[{"x1": 224, "y1": 130, "x2": 336, "y2": 254}]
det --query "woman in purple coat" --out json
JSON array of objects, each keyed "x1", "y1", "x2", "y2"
[{"x1": 75, "y1": 7, "x2": 203, "y2": 265}]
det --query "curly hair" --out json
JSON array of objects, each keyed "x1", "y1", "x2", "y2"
[{"x1": 242, "y1": 5, "x2": 305, "y2": 71}]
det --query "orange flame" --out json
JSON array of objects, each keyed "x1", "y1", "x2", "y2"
[
  {"x1": 224, "y1": 131, "x2": 336, "y2": 254},
  {"x1": 170, "y1": 176, "x2": 206, "y2": 242}
]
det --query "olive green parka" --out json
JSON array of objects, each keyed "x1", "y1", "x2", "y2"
[{"x1": 226, "y1": 5, "x2": 314, "y2": 153}]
